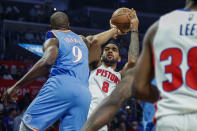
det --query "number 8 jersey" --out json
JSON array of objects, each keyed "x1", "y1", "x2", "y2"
[
  {"x1": 88, "y1": 64, "x2": 121, "y2": 117},
  {"x1": 153, "y1": 9, "x2": 197, "y2": 120}
]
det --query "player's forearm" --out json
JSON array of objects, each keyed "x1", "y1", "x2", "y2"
[
  {"x1": 82, "y1": 97, "x2": 122, "y2": 131},
  {"x1": 14, "y1": 58, "x2": 51, "y2": 88},
  {"x1": 133, "y1": 83, "x2": 159, "y2": 103},
  {"x1": 121, "y1": 68, "x2": 159, "y2": 103},
  {"x1": 131, "y1": 72, "x2": 159, "y2": 103},
  {"x1": 128, "y1": 31, "x2": 139, "y2": 65},
  {"x1": 93, "y1": 28, "x2": 117, "y2": 46}
]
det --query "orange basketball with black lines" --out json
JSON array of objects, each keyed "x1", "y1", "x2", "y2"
[{"x1": 111, "y1": 8, "x2": 132, "y2": 32}]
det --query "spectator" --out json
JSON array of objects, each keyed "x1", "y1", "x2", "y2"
[
  {"x1": 18, "y1": 93, "x2": 32, "y2": 111},
  {"x1": 0, "y1": 2, "x2": 3, "y2": 18},
  {"x1": 5, "y1": 6, "x2": 13, "y2": 19},
  {"x1": 13, "y1": 103, "x2": 29, "y2": 131},
  {"x1": 4, "y1": 101, "x2": 20, "y2": 116},
  {"x1": 3, "y1": 108, "x2": 17, "y2": 131},
  {"x1": 14, "y1": 70, "x2": 23, "y2": 80},
  {"x1": 0, "y1": 115, "x2": 6, "y2": 131},
  {"x1": 0, "y1": 64, "x2": 6, "y2": 77},
  {"x1": 29, "y1": 6, "x2": 37, "y2": 22},
  {"x1": 109, "y1": 116, "x2": 119, "y2": 130},
  {"x1": 0, "y1": 52, "x2": 5, "y2": 60},
  {"x1": 10, "y1": 65, "x2": 17, "y2": 77},
  {"x1": 119, "y1": 122, "x2": 127, "y2": 131},
  {"x1": 13, "y1": 112, "x2": 22, "y2": 131},
  {"x1": 25, "y1": 31, "x2": 34, "y2": 42},
  {"x1": 128, "y1": 121, "x2": 139, "y2": 131},
  {"x1": 0, "y1": 101, "x2": 4, "y2": 115},
  {"x1": 3, "y1": 69, "x2": 13, "y2": 80}
]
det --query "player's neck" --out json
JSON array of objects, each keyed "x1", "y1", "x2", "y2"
[
  {"x1": 51, "y1": 26, "x2": 69, "y2": 31},
  {"x1": 185, "y1": 1, "x2": 197, "y2": 10},
  {"x1": 103, "y1": 63, "x2": 117, "y2": 70}
]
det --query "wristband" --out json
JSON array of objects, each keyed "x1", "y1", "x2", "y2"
[{"x1": 131, "y1": 30, "x2": 138, "y2": 33}]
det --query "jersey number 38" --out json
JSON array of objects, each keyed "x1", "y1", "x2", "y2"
[{"x1": 160, "y1": 47, "x2": 197, "y2": 92}]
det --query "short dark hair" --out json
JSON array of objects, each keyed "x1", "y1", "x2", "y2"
[
  {"x1": 50, "y1": 12, "x2": 69, "y2": 30},
  {"x1": 101, "y1": 40, "x2": 120, "y2": 55}
]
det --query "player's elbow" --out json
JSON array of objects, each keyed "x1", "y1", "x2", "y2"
[
  {"x1": 132, "y1": 82, "x2": 145, "y2": 99},
  {"x1": 127, "y1": 57, "x2": 137, "y2": 69},
  {"x1": 91, "y1": 36, "x2": 99, "y2": 45},
  {"x1": 42, "y1": 45, "x2": 58, "y2": 68},
  {"x1": 41, "y1": 55, "x2": 57, "y2": 68}
]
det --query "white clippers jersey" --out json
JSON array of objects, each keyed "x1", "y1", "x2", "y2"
[
  {"x1": 153, "y1": 9, "x2": 197, "y2": 120},
  {"x1": 88, "y1": 64, "x2": 121, "y2": 116}
]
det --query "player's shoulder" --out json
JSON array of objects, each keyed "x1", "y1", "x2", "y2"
[
  {"x1": 159, "y1": 9, "x2": 184, "y2": 22},
  {"x1": 43, "y1": 38, "x2": 59, "y2": 52},
  {"x1": 145, "y1": 21, "x2": 159, "y2": 44}
]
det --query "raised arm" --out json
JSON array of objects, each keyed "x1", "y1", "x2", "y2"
[
  {"x1": 82, "y1": 21, "x2": 159, "y2": 131},
  {"x1": 120, "y1": 9, "x2": 139, "y2": 76},
  {"x1": 82, "y1": 28, "x2": 124, "y2": 70},
  {"x1": 131, "y1": 21, "x2": 159, "y2": 102},
  {"x1": 2, "y1": 38, "x2": 59, "y2": 103}
]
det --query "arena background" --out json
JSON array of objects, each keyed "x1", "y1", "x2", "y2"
[{"x1": 0, "y1": 0, "x2": 186, "y2": 131}]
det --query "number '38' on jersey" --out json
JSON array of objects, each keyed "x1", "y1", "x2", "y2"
[{"x1": 153, "y1": 9, "x2": 197, "y2": 120}]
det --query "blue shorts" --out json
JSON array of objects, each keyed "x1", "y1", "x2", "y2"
[{"x1": 22, "y1": 75, "x2": 91, "y2": 131}]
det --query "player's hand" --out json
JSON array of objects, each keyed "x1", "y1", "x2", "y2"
[
  {"x1": 127, "y1": 8, "x2": 139, "y2": 32},
  {"x1": 110, "y1": 20, "x2": 127, "y2": 39},
  {"x1": 1, "y1": 85, "x2": 19, "y2": 105}
]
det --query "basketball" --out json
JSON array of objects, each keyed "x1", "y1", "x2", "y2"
[{"x1": 111, "y1": 8, "x2": 132, "y2": 32}]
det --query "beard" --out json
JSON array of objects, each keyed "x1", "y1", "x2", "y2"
[{"x1": 101, "y1": 56, "x2": 118, "y2": 66}]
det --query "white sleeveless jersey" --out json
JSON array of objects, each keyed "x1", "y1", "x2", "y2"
[
  {"x1": 153, "y1": 9, "x2": 197, "y2": 120},
  {"x1": 88, "y1": 64, "x2": 121, "y2": 116}
]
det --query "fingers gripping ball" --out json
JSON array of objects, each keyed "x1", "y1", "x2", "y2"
[{"x1": 111, "y1": 8, "x2": 132, "y2": 32}]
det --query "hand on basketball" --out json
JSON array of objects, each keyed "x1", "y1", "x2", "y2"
[
  {"x1": 1, "y1": 85, "x2": 19, "y2": 105},
  {"x1": 127, "y1": 9, "x2": 139, "y2": 32},
  {"x1": 110, "y1": 20, "x2": 127, "y2": 39}
]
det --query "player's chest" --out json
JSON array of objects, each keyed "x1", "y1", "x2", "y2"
[{"x1": 93, "y1": 68, "x2": 120, "y2": 85}]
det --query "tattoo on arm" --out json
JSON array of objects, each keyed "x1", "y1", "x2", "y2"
[{"x1": 129, "y1": 32, "x2": 139, "y2": 58}]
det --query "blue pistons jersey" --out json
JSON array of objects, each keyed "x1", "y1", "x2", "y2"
[{"x1": 22, "y1": 30, "x2": 91, "y2": 131}]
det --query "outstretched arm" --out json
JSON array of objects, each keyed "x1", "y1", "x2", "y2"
[
  {"x1": 120, "y1": 9, "x2": 139, "y2": 76},
  {"x1": 2, "y1": 38, "x2": 59, "y2": 103},
  {"x1": 83, "y1": 28, "x2": 120, "y2": 70},
  {"x1": 82, "y1": 21, "x2": 159, "y2": 131}
]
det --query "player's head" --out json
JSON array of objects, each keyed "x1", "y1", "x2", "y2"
[
  {"x1": 50, "y1": 12, "x2": 70, "y2": 30},
  {"x1": 101, "y1": 42, "x2": 121, "y2": 66}
]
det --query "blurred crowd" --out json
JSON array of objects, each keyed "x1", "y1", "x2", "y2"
[
  {"x1": 0, "y1": 1, "x2": 50, "y2": 23},
  {"x1": 0, "y1": 94, "x2": 143, "y2": 131},
  {"x1": 0, "y1": 92, "x2": 60, "y2": 131},
  {"x1": 108, "y1": 99, "x2": 143, "y2": 131},
  {"x1": 0, "y1": 51, "x2": 47, "y2": 82},
  {"x1": 0, "y1": 1, "x2": 105, "y2": 30}
]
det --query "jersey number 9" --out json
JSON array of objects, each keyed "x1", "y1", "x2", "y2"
[{"x1": 72, "y1": 46, "x2": 83, "y2": 63}]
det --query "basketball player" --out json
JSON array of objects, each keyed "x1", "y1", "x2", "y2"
[
  {"x1": 82, "y1": 0, "x2": 197, "y2": 131},
  {"x1": 2, "y1": 12, "x2": 127, "y2": 131},
  {"x1": 87, "y1": 9, "x2": 139, "y2": 131}
]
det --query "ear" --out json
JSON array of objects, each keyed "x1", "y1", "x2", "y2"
[
  {"x1": 100, "y1": 55, "x2": 103, "y2": 61},
  {"x1": 118, "y1": 56, "x2": 121, "y2": 62}
]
